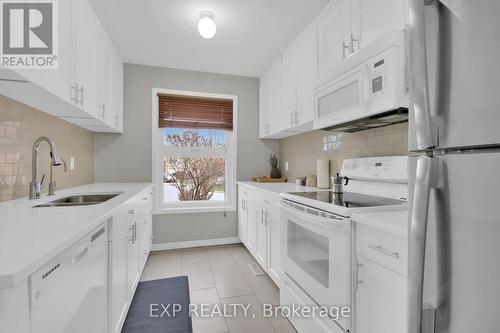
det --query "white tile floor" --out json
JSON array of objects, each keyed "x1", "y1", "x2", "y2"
[{"x1": 141, "y1": 244, "x2": 297, "y2": 333}]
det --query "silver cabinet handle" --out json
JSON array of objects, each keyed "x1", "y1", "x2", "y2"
[
  {"x1": 350, "y1": 34, "x2": 360, "y2": 54},
  {"x1": 368, "y1": 244, "x2": 400, "y2": 259},
  {"x1": 99, "y1": 104, "x2": 106, "y2": 119},
  {"x1": 342, "y1": 41, "x2": 350, "y2": 58},
  {"x1": 71, "y1": 83, "x2": 83, "y2": 106},
  {"x1": 408, "y1": 156, "x2": 438, "y2": 333},
  {"x1": 409, "y1": 0, "x2": 437, "y2": 150},
  {"x1": 290, "y1": 112, "x2": 293, "y2": 126},
  {"x1": 78, "y1": 85, "x2": 84, "y2": 106},
  {"x1": 128, "y1": 225, "x2": 135, "y2": 243},
  {"x1": 70, "y1": 84, "x2": 79, "y2": 103}
]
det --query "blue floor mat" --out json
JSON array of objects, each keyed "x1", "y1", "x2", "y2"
[{"x1": 122, "y1": 276, "x2": 193, "y2": 333}]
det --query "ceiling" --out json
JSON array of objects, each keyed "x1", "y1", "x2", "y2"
[{"x1": 89, "y1": 0, "x2": 329, "y2": 78}]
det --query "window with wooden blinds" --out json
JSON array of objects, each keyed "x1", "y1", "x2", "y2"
[{"x1": 158, "y1": 94, "x2": 233, "y2": 131}]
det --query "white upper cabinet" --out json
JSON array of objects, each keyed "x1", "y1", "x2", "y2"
[
  {"x1": 317, "y1": 0, "x2": 353, "y2": 82},
  {"x1": 355, "y1": 0, "x2": 406, "y2": 50},
  {"x1": 110, "y1": 47, "x2": 124, "y2": 131},
  {"x1": 259, "y1": 23, "x2": 317, "y2": 139},
  {"x1": 259, "y1": 70, "x2": 272, "y2": 138},
  {"x1": 259, "y1": 0, "x2": 407, "y2": 139},
  {"x1": 0, "y1": 0, "x2": 123, "y2": 133},
  {"x1": 19, "y1": 0, "x2": 73, "y2": 103},
  {"x1": 97, "y1": 33, "x2": 114, "y2": 125},
  {"x1": 269, "y1": 57, "x2": 288, "y2": 134},
  {"x1": 291, "y1": 24, "x2": 317, "y2": 129},
  {"x1": 70, "y1": 0, "x2": 100, "y2": 117}
]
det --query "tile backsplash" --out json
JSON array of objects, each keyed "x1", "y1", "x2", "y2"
[
  {"x1": 279, "y1": 122, "x2": 410, "y2": 182},
  {"x1": 0, "y1": 96, "x2": 95, "y2": 202}
]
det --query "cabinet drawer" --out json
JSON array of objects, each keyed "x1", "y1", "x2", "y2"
[{"x1": 356, "y1": 224, "x2": 407, "y2": 277}]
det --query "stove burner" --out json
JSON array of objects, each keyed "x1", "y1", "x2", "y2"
[{"x1": 288, "y1": 191, "x2": 405, "y2": 208}]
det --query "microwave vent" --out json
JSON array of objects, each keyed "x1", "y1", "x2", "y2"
[{"x1": 323, "y1": 108, "x2": 408, "y2": 133}]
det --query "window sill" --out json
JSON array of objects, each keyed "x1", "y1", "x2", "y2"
[{"x1": 153, "y1": 206, "x2": 236, "y2": 215}]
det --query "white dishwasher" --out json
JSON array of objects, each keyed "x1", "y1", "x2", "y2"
[{"x1": 30, "y1": 223, "x2": 108, "y2": 333}]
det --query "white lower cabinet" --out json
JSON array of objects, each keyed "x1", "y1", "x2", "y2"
[
  {"x1": 266, "y1": 203, "x2": 281, "y2": 284},
  {"x1": 254, "y1": 203, "x2": 268, "y2": 268},
  {"x1": 238, "y1": 184, "x2": 281, "y2": 286},
  {"x1": 109, "y1": 222, "x2": 130, "y2": 333},
  {"x1": 246, "y1": 198, "x2": 258, "y2": 254},
  {"x1": 355, "y1": 255, "x2": 406, "y2": 333},
  {"x1": 237, "y1": 187, "x2": 249, "y2": 245},
  {"x1": 354, "y1": 223, "x2": 407, "y2": 333},
  {"x1": 108, "y1": 188, "x2": 153, "y2": 333}
]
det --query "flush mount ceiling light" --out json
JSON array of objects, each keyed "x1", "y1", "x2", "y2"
[{"x1": 198, "y1": 11, "x2": 216, "y2": 39}]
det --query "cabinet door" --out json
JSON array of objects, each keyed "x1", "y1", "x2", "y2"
[
  {"x1": 255, "y1": 205, "x2": 268, "y2": 269},
  {"x1": 269, "y1": 57, "x2": 289, "y2": 133},
  {"x1": 246, "y1": 200, "x2": 258, "y2": 255},
  {"x1": 355, "y1": 255, "x2": 407, "y2": 333},
  {"x1": 259, "y1": 71, "x2": 272, "y2": 138},
  {"x1": 266, "y1": 202, "x2": 281, "y2": 285},
  {"x1": 237, "y1": 187, "x2": 248, "y2": 244},
  {"x1": 110, "y1": 46, "x2": 123, "y2": 131},
  {"x1": 355, "y1": 0, "x2": 406, "y2": 50},
  {"x1": 97, "y1": 34, "x2": 113, "y2": 124},
  {"x1": 138, "y1": 213, "x2": 153, "y2": 271},
  {"x1": 281, "y1": 50, "x2": 297, "y2": 129},
  {"x1": 127, "y1": 221, "x2": 140, "y2": 297},
  {"x1": 294, "y1": 25, "x2": 317, "y2": 127},
  {"x1": 19, "y1": 0, "x2": 73, "y2": 102},
  {"x1": 109, "y1": 226, "x2": 129, "y2": 333},
  {"x1": 70, "y1": 0, "x2": 99, "y2": 116},
  {"x1": 317, "y1": 0, "x2": 352, "y2": 80}
]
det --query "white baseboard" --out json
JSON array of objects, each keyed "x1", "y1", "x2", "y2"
[{"x1": 152, "y1": 237, "x2": 241, "y2": 251}]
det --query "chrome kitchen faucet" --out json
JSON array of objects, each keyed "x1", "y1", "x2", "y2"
[{"x1": 29, "y1": 136, "x2": 62, "y2": 199}]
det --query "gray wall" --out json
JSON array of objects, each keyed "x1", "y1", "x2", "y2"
[{"x1": 95, "y1": 63, "x2": 278, "y2": 244}]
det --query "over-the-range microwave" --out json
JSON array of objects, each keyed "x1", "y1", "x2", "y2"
[{"x1": 313, "y1": 30, "x2": 408, "y2": 131}]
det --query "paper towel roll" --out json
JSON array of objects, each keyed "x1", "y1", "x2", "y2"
[{"x1": 317, "y1": 159, "x2": 330, "y2": 189}]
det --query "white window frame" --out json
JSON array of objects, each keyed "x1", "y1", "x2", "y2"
[{"x1": 152, "y1": 88, "x2": 237, "y2": 214}]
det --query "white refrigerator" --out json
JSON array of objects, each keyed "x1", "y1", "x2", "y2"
[{"x1": 407, "y1": 0, "x2": 500, "y2": 333}]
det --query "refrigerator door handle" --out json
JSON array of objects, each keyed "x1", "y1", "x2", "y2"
[
  {"x1": 409, "y1": 0, "x2": 437, "y2": 150},
  {"x1": 408, "y1": 156, "x2": 438, "y2": 333}
]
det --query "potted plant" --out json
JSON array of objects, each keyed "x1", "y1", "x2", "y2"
[{"x1": 270, "y1": 154, "x2": 281, "y2": 179}]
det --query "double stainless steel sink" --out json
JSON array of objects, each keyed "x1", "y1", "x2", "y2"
[{"x1": 34, "y1": 193, "x2": 122, "y2": 208}]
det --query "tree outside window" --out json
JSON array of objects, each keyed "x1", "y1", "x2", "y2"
[{"x1": 163, "y1": 129, "x2": 227, "y2": 202}]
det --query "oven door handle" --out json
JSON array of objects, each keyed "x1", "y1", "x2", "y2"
[{"x1": 281, "y1": 203, "x2": 349, "y2": 231}]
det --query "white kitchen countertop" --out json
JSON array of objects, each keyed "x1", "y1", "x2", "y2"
[
  {"x1": 351, "y1": 210, "x2": 408, "y2": 237},
  {"x1": 0, "y1": 182, "x2": 153, "y2": 289},
  {"x1": 237, "y1": 181, "x2": 317, "y2": 198}
]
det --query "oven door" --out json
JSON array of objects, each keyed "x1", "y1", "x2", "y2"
[{"x1": 281, "y1": 200, "x2": 351, "y2": 324}]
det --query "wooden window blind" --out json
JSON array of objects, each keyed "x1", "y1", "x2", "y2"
[{"x1": 158, "y1": 94, "x2": 233, "y2": 131}]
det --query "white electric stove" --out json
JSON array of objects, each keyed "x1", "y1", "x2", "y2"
[
  {"x1": 281, "y1": 156, "x2": 409, "y2": 216},
  {"x1": 280, "y1": 156, "x2": 408, "y2": 333}
]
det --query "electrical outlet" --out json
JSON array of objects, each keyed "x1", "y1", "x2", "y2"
[
  {"x1": 70, "y1": 157, "x2": 75, "y2": 170},
  {"x1": 285, "y1": 162, "x2": 289, "y2": 171}
]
